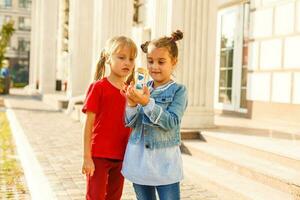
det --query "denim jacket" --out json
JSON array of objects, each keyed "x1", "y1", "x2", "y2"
[{"x1": 125, "y1": 81, "x2": 188, "y2": 149}]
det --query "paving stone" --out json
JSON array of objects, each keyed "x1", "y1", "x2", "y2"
[{"x1": 4, "y1": 91, "x2": 220, "y2": 200}]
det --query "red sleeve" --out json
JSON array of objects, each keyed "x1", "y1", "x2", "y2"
[{"x1": 82, "y1": 82, "x2": 101, "y2": 114}]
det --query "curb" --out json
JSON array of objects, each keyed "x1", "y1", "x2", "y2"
[{"x1": 5, "y1": 100, "x2": 57, "y2": 200}]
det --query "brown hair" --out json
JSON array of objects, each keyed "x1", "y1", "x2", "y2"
[
  {"x1": 140, "y1": 30, "x2": 183, "y2": 61},
  {"x1": 94, "y1": 36, "x2": 137, "y2": 81}
]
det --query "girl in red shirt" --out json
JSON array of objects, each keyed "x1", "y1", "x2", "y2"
[{"x1": 82, "y1": 36, "x2": 137, "y2": 200}]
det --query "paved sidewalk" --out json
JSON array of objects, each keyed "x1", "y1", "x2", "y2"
[{"x1": 3, "y1": 90, "x2": 220, "y2": 200}]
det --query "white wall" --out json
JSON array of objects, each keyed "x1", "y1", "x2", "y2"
[
  {"x1": 247, "y1": 73, "x2": 271, "y2": 102},
  {"x1": 284, "y1": 36, "x2": 300, "y2": 69},
  {"x1": 247, "y1": 0, "x2": 300, "y2": 105},
  {"x1": 293, "y1": 73, "x2": 300, "y2": 104}
]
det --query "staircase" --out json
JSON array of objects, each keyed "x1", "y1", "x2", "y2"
[{"x1": 181, "y1": 117, "x2": 300, "y2": 200}]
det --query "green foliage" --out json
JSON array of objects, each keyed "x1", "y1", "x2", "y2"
[{"x1": 0, "y1": 21, "x2": 15, "y2": 69}]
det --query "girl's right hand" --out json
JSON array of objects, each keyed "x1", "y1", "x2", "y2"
[
  {"x1": 82, "y1": 157, "x2": 95, "y2": 177},
  {"x1": 127, "y1": 84, "x2": 150, "y2": 106}
]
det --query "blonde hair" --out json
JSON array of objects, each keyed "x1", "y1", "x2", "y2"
[{"x1": 94, "y1": 36, "x2": 137, "y2": 81}]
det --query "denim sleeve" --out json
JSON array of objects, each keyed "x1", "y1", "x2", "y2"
[
  {"x1": 143, "y1": 85, "x2": 188, "y2": 130},
  {"x1": 143, "y1": 98, "x2": 155, "y2": 115},
  {"x1": 125, "y1": 105, "x2": 140, "y2": 127}
]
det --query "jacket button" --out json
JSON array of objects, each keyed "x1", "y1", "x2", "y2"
[{"x1": 145, "y1": 144, "x2": 150, "y2": 148}]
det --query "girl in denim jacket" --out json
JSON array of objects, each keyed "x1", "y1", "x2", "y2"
[{"x1": 121, "y1": 30, "x2": 188, "y2": 200}]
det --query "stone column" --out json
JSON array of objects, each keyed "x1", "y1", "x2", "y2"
[
  {"x1": 91, "y1": 0, "x2": 133, "y2": 78},
  {"x1": 29, "y1": 0, "x2": 40, "y2": 91},
  {"x1": 151, "y1": 0, "x2": 169, "y2": 38},
  {"x1": 67, "y1": 0, "x2": 94, "y2": 97},
  {"x1": 38, "y1": 0, "x2": 59, "y2": 94},
  {"x1": 168, "y1": 0, "x2": 217, "y2": 128},
  {"x1": 55, "y1": 0, "x2": 69, "y2": 91},
  {"x1": 61, "y1": 0, "x2": 133, "y2": 97}
]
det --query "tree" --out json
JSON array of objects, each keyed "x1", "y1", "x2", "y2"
[
  {"x1": 0, "y1": 21, "x2": 15, "y2": 94},
  {"x1": 0, "y1": 20, "x2": 15, "y2": 69}
]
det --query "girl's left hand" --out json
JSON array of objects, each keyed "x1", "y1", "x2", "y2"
[
  {"x1": 126, "y1": 84, "x2": 150, "y2": 106},
  {"x1": 121, "y1": 83, "x2": 138, "y2": 107}
]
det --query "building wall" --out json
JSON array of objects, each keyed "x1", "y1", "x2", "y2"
[
  {"x1": 0, "y1": 0, "x2": 31, "y2": 87},
  {"x1": 0, "y1": 0, "x2": 31, "y2": 59},
  {"x1": 247, "y1": 0, "x2": 300, "y2": 123}
]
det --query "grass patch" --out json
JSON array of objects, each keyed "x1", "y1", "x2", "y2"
[{"x1": 0, "y1": 112, "x2": 28, "y2": 197}]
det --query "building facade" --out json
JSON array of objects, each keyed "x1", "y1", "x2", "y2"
[
  {"x1": 29, "y1": 0, "x2": 300, "y2": 128},
  {"x1": 246, "y1": 0, "x2": 300, "y2": 124},
  {"x1": 215, "y1": 0, "x2": 300, "y2": 124},
  {"x1": 0, "y1": 0, "x2": 31, "y2": 85}
]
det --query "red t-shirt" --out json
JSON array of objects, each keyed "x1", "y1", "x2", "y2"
[{"x1": 82, "y1": 78, "x2": 130, "y2": 160}]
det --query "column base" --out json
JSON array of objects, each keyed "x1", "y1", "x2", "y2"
[
  {"x1": 24, "y1": 84, "x2": 40, "y2": 95},
  {"x1": 181, "y1": 109, "x2": 215, "y2": 129}
]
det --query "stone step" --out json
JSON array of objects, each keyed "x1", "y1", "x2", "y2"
[
  {"x1": 183, "y1": 139, "x2": 300, "y2": 198},
  {"x1": 201, "y1": 131, "x2": 300, "y2": 171},
  {"x1": 182, "y1": 154, "x2": 293, "y2": 200},
  {"x1": 214, "y1": 115, "x2": 300, "y2": 139},
  {"x1": 181, "y1": 130, "x2": 202, "y2": 140},
  {"x1": 68, "y1": 104, "x2": 85, "y2": 123},
  {"x1": 208, "y1": 125, "x2": 300, "y2": 140},
  {"x1": 42, "y1": 93, "x2": 69, "y2": 110}
]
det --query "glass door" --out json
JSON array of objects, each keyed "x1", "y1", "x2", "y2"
[{"x1": 215, "y1": 4, "x2": 249, "y2": 112}]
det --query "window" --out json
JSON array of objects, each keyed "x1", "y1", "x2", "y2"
[
  {"x1": 215, "y1": 3, "x2": 250, "y2": 112},
  {"x1": 19, "y1": 0, "x2": 31, "y2": 9},
  {"x1": 218, "y1": 10, "x2": 236, "y2": 105},
  {"x1": 5, "y1": 15, "x2": 11, "y2": 22},
  {"x1": 18, "y1": 16, "x2": 31, "y2": 31},
  {"x1": 18, "y1": 38, "x2": 30, "y2": 52},
  {"x1": 0, "y1": 0, "x2": 12, "y2": 8}
]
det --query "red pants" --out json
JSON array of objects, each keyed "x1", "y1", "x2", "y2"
[{"x1": 86, "y1": 157, "x2": 124, "y2": 200}]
